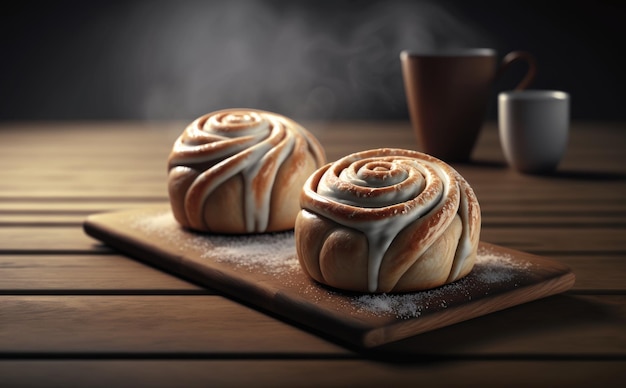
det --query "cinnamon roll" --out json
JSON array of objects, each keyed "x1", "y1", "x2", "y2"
[
  {"x1": 295, "y1": 148, "x2": 481, "y2": 293},
  {"x1": 168, "y1": 109, "x2": 326, "y2": 234}
]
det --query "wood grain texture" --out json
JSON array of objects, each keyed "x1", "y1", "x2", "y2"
[
  {"x1": 0, "y1": 255, "x2": 206, "y2": 293},
  {"x1": 1, "y1": 254, "x2": 623, "y2": 293},
  {"x1": 2, "y1": 122, "x2": 624, "y2": 198},
  {"x1": 0, "y1": 360, "x2": 624, "y2": 387},
  {"x1": 4, "y1": 199, "x2": 625, "y2": 226},
  {"x1": 3, "y1": 224, "x2": 621, "y2": 254},
  {"x1": 0, "y1": 226, "x2": 110, "y2": 253},
  {"x1": 83, "y1": 206, "x2": 575, "y2": 348},
  {"x1": 0, "y1": 295, "x2": 347, "y2": 355},
  {"x1": 0, "y1": 120, "x2": 624, "y2": 386},
  {"x1": 1, "y1": 294, "x2": 624, "y2": 356}
]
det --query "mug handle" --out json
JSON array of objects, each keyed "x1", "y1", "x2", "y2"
[{"x1": 498, "y1": 51, "x2": 537, "y2": 90}]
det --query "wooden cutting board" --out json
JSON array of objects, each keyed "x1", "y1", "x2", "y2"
[{"x1": 83, "y1": 205, "x2": 575, "y2": 348}]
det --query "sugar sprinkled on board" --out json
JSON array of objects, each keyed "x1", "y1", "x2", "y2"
[
  {"x1": 349, "y1": 249, "x2": 533, "y2": 319},
  {"x1": 473, "y1": 251, "x2": 531, "y2": 284},
  {"x1": 351, "y1": 278, "x2": 469, "y2": 319},
  {"x1": 131, "y1": 211, "x2": 299, "y2": 275},
  {"x1": 203, "y1": 233, "x2": 299, "y2": 274},
  {"x1": 131, "y1": 211, "x2": 534, "y2": 319},
  {"x1": 131, "y1": 211, "x2": 178, "y2": 237},
  {"x1": 353, "y1": 293, "x2": 424, "y2": 318}
]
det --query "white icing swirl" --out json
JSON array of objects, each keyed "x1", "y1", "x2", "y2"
[{"x1": 318, "y1": 158, "x2": 426, "y2": 208}]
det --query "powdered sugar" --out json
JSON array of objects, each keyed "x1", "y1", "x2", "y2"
[
  {"x1": 353, "y1": 293, "x2": 426, "y2": 318},
  {"x1": 131, "y1": 211, "x2": 178, "y2": 237},
  {"x1": 474, "y1": 251, "x2": 531, "y2": 284},
  {"x1": 131, "y1": 211, "x2": 534, "y2": 319},
  {"x1": 131, "y1": 211, "x2": 299, "y2": 274},
  {"x1": 203, "y1": 233, "x2": 299, "y2": 274},
  {"x1": 350, "y1": 249, "x2": 533, "y2": 319},
  {"x1": 350, "y1": 277, "x2": 469, "y2": 318}
]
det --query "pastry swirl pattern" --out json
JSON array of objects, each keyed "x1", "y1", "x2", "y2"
[
  {"x1": 296, "y1": 148, "x2": 481, "y2": 293},
  {"x1": 168, "y1": 109, "x2": 325, "y2": 233}
]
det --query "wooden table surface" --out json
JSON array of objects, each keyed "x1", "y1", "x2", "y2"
[{"x1": 1, "y1": 120, "x2": 625, "y2": 387}]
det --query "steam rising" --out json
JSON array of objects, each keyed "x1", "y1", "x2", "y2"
[{"x1": 83, "y1": 1, "x2": 491, "y2": 120}]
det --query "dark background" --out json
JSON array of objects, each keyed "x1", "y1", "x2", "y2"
[{"x1": 1, "y1": 0, "x2": 624, "y2": 122}]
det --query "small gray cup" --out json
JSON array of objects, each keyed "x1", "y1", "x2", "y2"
[{"x1": 498, "y1": 90, "x2": 570, "y2": 173}]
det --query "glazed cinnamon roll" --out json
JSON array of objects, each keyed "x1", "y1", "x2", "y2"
[
  {"x1": 295, "y1": 148, "x2": 481, "y2": 293},
  {"x1": 168, "y1": 109, "x2": 326, "y2": 234}
]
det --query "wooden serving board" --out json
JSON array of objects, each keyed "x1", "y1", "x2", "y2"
[{"x1": 83, "y1": 205, "x2": 575, "y2": 348}]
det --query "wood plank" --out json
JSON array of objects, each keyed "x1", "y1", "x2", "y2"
[
  {"x1": 2, "y1": 196, "x2": 626, "y2": 227},
  {"x1": 2, "y1": 198, "x2": 624, "y2": 213},
  {"x1": 0, "y1": 255, "x2": 206, "y2": 293},
  {"x1": 0, "y1": 200, "x2": 169, "y2": 210},
  {"x1": 481, "y1": 227, "x2": 626, "y2": 254},
  {"x1": 0, "y1": 180, "x2": 167, "y2": 198},
  {"x1": 3, "y1": 212, "x2": 624, "y2": 228},
  {"x1": 0, "y1": 226, "x2": 110, "y2": 253},
  {"x1": 0, "y1": 360, "x2": 623, "y2": 387},
  {"x1": 377, "y1": 294, "x2": 626, "y2": 356},
  {"x1": 5, "y1": 183, "x2": 621, "y2": 203},
  {"x1": 6, "y1": 152, "x2": 626, "y2": 183},
  {"x1": 0, "y1": 214, "x2": 87, "y2": 226},
  {"x1": 463, "y1": 176, "x2": 626, "y2": 201},
  {"x1": 0, "y1": 120, "x2": 622, "y2": 146},
  {"x1": 2, "y1": 173, "x2": 621, "y2": 200},
  {"x1": 0, "y1": 121, "x2": 182, "y2": 146},
  {"x1": 4, "y1": 210, "x2": 626, "y2": 227},
  {"x1": 2, "y1": 224, "x2": 622, "y2": 254},
  {"x1": 0, "y1": 294, "x2": 624, "y2": 356},
  {"x1": 549, "y1": 255, "x2": 626, "y2": 291},
  {"x1": 3, "y1": 199, "x2": 626, "y2": 227},
  {"x1": 0, "y1": 200, "x2": 170, "y2": 225},
  {"x1": 3, "y1": 154, "x2": 622, "y2": 182},
  {"x1": 0, "y1": 254, "x2": 623, "y2": 293},
  {"x1": 0, "y1": 295, "x2": 347, "y2": 355},
  {"x1": 482, "y1": 214, "x2": 626, "y2": 228},
  {"x1": 480, "y1": 200, "x2": 626, "y2": 213},
  {"x1": 1, "y1": 122, "x2": 623, "y2": 202},
  {"x1": 0, "y1": 190, "x2": 167, "y2": 200},
  {"x1": 2, "y1": 163, "x2": 623, "y2": 203},
  {"x1": 1, "y1": 121, "x2": 624, "y2": 168}
]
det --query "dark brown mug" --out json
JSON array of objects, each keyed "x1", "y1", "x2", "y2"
[{"x1": 400, "y1": 49, "x2": 536, "y2": 162}]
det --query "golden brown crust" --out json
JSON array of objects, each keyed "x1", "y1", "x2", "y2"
[
  {"x1": 295, "y1": 148, "x2": 481, "y2": 293},
  {"x1": 168, "y1": 109, "x2": 326, "y2": 234}
]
